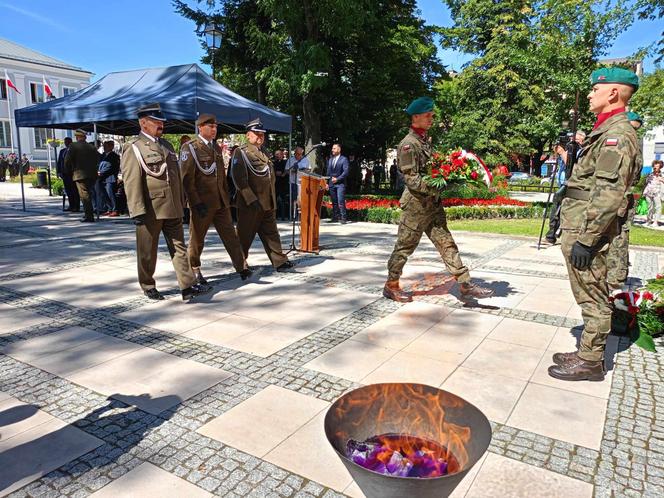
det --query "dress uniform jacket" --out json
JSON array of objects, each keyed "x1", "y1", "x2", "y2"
[
  {"x1": 560, "y1": 112, "x2": 640, "y2": 362},
  {"x1": 181, "y1": 137, "x2": 231, "y2": 210},
  {"x1": 386, "y1": 129, "x2": 469, "y2": 283},
  {"x1": 232, "y1": 144, "x2": 276, "y2": 211},
  {"x1": 121, "y1": 134, "x2": 185, "y2": 220},
  {"x1": 64, "y1": 141, "x2": 100, "y2": 181},
  {"x1": 181, "y1": 137, "x2": 245, "y2": 272}
]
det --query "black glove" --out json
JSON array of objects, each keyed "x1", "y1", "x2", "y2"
[
  {"x1": 570, "y1": 241, "x2": 593, "y2": 270},
  {"x1": 133, "y1": 214, "x2": 146, "y2": 226},
  {"x1": 194, "y1": 202, "x2": 208, "y2": 218}
]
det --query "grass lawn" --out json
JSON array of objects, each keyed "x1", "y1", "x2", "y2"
[{"x1": 448, "y1": 218, "x2": 664, "y2": 248}]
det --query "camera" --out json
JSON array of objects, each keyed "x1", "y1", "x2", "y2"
[{"x1": 555, "y1": 131, "x2": 573, "y2": 148}]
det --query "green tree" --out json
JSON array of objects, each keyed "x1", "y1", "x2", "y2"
[
  {"x1": 173, "y1": 0, "x2": 441, "y2": 165},
  {"x1": 435, "y1": 0, "x2": 636, "y2": 166},
  {"x1": 630, "y1": 69, "x2": 664, "y2": 132}
]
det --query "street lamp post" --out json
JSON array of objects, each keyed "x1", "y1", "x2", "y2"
[{"x1": 203, "y1": 22, "x2": 222, "y2": 79}]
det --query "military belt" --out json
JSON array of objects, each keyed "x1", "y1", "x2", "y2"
[{"x1": 565, "y1": 188, "x2": 590, "y2": 201}]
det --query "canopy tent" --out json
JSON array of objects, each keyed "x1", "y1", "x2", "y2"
[{"x1": 14, "y1": 63, "x2": 292, "y2": 134}]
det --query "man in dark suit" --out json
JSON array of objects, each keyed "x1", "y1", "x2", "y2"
[
  {"x1": 326, "y1": 143, "x2": 350, "y2": 223},
  {"x1": 64, "y1": 130, "x2": 100, "y2": 221},
  {"x1": 96, "y1": 140, "x2": 121, "y2": 216},
  {"x1": 56, "y1": 137, "x2": 79, "y2": 211}
]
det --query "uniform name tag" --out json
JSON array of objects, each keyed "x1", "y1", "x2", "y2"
[{"x1": 605, "y1": 138, "x2": 618, "y2": 146}]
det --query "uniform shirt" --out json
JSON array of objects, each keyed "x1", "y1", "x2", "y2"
[
  {"x1": 560, "y1": 113, "x2": 640, "y2": 247},
  {"x1": 397, "y1": 129, "x2": 439, "y2": 206}
]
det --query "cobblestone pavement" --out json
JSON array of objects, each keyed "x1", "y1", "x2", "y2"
[{"x1": 1, "y1": 183, "x2": 663, "y2": 497}]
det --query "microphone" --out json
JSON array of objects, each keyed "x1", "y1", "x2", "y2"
[{"x1": 312, "y1": 142, "x2": 327, "y2": 148}]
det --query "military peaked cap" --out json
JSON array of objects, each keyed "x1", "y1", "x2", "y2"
[
  {"x1": 246, "y1": 118, "x2": 266, "y2": 133},
  {"x1": 74, "y1": 129, "x2": 87, "y2": 137},
  {"x1": 137, "y1": 103, "x2": 167, "y2": 121},
  {"x1": 590, "y1": 68, "x2": 639, "y2": 91},
  {"x1": 405, "y1": 96, "x2": 434, "y2": 115},
  {"x1": 196, "y1": 113, "x2": 218, "y2": 126}
]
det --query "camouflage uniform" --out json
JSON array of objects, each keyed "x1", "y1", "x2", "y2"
[
  {"x1": 606, "y1": 150, "x2": 643, "y2": 290},
  {"x1": 386, "y1": 129, "x2": 470, "y2": 283},
  {"x1": 560, "y1": 112, "x2": 639, "y2": 361}
]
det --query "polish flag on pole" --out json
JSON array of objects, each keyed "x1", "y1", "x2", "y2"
[
  {"x1": 42, "y1": 75, "x2": 53, "y2": 97},
  {"x1": 4, "y1": 69, "x2": 20, "y2": 93}
]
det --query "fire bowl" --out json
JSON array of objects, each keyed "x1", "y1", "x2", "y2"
[{"x1": 324, "y1": 383, "x2": 491, "y2": 498}]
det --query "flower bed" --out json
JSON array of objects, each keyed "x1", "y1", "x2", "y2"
[{"x1": 321, "y1": 195, "x2": 541, "y2": 223}]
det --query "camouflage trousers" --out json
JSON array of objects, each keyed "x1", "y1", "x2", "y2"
[
  {"x1": 606, "y1": 202, "x2": 636, "y2": 290},
  {"x1": 561, "y1": 230, "x2": 612, "y2": 362},
  {"x1": 387, "y1": 204, "x2": 470, "y2": 283}
]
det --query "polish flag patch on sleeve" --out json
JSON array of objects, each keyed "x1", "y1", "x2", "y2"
[{"x1": 605, "y1": 138, "x2": 619, "y2": 146}]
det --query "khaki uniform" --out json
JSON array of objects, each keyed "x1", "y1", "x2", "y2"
[
  {"x1": 64, "y1": 140, "x2": 100, "y2": 219},
  {"x1": 560, "y1": 113, "x2": 639, "y2": 361},
  {"x1": 606, "y1": 148, "x2": 643, "y2": 289},
  {"x1": 387, "y1": 130, "x2": 470, "y2": 282},
  {"x1": 230, "y1": 144, "x2": 288, "y2": 268},
  {"x1": 121, "y1": 133, "x2": 195, "y2": 291},
  {"x1": 181, "y1": 137, "x2": 246, "y2": 272}
]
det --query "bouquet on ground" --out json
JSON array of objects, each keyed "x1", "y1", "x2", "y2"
[
  {"x1": 424, "y1": 149, "x2": 493, "y2": 191},
  {"x1": 610, "y1": 274, "x2": 664, "y2": 352}
]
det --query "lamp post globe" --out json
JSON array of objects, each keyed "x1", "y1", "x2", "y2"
[{"x1": 203, "y1": 22, "x2": 222, "y2": 50}]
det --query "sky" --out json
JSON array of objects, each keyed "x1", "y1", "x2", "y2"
[{"x1": 0, "y1": 0, "x2": 659, "y2": 82}]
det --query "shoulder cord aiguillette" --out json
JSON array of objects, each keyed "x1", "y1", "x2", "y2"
[
  {"x1": 131, "y1": 143, "x2": 169, "y2": 184},
  {"x1": 188, "y1": 143, "x2": 217, "y2": 176}
]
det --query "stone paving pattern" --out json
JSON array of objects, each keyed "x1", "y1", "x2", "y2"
[{"x1": 1, "y1": 184, "x2": 663, "y2": 497}]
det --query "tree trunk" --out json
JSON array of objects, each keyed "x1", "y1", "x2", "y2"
[
  {"x1": 302, "y1": 92, "x2": 322, "y2": 173},
  {"x1": 301, "y1": 0, "x2": 323, "y2": 173}
]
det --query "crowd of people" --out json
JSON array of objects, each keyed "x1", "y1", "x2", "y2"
[{"x1": 0, "y1": 152, "x2": 30, "y2": 181}]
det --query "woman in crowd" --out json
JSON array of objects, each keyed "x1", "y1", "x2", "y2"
[{"x1": 643, "y1": 159, "x2": 663, "y2": 227}]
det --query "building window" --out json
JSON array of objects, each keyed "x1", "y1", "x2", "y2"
[
  {"x1": 34, "y1": 128, "x2": 49, "y2": 149},
  {"x1": 62, "y1": 86, "x2": 76, "y2": 97},
  {"x1": 0, "y1": 121, "x2": 11, "y2": 147},
  {"x1": 0, "y1": 80, "x2": 7, "y2": 100},
  {"x1": 30, "y1": 83, "x2": 45, "y2": 103}
]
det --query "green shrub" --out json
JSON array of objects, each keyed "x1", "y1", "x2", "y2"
[{"x1": 52, "y1": 178, "x2": 65, "y2": 196}]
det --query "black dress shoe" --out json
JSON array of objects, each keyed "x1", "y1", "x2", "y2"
[
  {"x1": 144, "y1": 288, "x2": 164, "y2": 300},
  {"x1": 182, "y1": 283, "x2": 213, "y2": 301},
  {"x1": 195, "y1": 272, "x2": 208, "y2": 285},
  {"x1": 80, "y1": 217, "x2": 95, "y2": 223},
  {"x1": 340, "y1": 219, "x2": 348, "y2": 224},
  {"x1": 276, "y1": 261, "x2": 295, "y2": 272},
  {"x1": 240, "y1": 268, "x2": 253, "y2": 280}
]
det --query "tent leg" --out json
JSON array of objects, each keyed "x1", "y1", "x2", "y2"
[{"x1": 17, "y1": 124, "x2": 25, "y2": 211}]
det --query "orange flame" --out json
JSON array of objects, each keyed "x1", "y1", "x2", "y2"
[{"x1": 334, "y1": 384, "x2": 471, "y2": 473}]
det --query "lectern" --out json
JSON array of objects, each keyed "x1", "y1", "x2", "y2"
[{"x1": 299, "y1": 172, "x2": 327, "y2": 253}]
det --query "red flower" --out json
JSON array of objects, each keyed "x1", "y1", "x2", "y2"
[
  {"x1": 470, "y1": 171, "x2": 478, "y2": 180},
  {"x1": 431, "y1": 168, "x2": 440, "y2": 178},
  {"x1": 641, "y1": 291, "x2": 654, "y2": 301}
]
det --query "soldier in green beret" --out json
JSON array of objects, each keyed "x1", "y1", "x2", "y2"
[
  {"x1": 606, "y1": 110, "x2": 643, "y2": 292},
  {"x1": 549, "y1": 68, "x2": 641, "y2": 381},
  {"x1": 383, "y1": 97, "x2": 494, "y2": 302}
]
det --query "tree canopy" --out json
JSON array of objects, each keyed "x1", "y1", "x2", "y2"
[{"x1": 173, "y1": 0, "x2": 442, "y2": 165}]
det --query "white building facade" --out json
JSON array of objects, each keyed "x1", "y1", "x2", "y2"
[{"x1": 0, "y1": 37, "x2": 91, "y2": 166}]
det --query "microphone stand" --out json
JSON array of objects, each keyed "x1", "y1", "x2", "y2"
[{"x1": 286, "y1": 144, "x2": 325, "y2": 255}]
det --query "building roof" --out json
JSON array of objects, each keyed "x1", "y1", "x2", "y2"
[{"x1": 0, "y1": 37, "x2": 91, "y2": 74}]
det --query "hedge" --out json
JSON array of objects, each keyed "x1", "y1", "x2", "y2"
[{"x1": 321, "y1": 205, "x2": 545, "y2": 224}]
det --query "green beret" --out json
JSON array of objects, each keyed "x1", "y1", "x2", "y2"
[
  {"x1": 626, "y1": 111, "x2": 642, "y2": 124},
  {"x1": 590, "y1": 68, "x2": 639, "y2": 91},
  {"x1": 405, "y1": 96, "x2": 434, "y2": 115}
]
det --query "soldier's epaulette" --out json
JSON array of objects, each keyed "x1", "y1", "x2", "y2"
[{"x1": 183, "y1": 139, "x2": 195, "y2": 147}]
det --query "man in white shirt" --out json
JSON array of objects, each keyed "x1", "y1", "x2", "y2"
[{"x1": 285, "y1": 146, "x2": 310, "y2": 215}]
